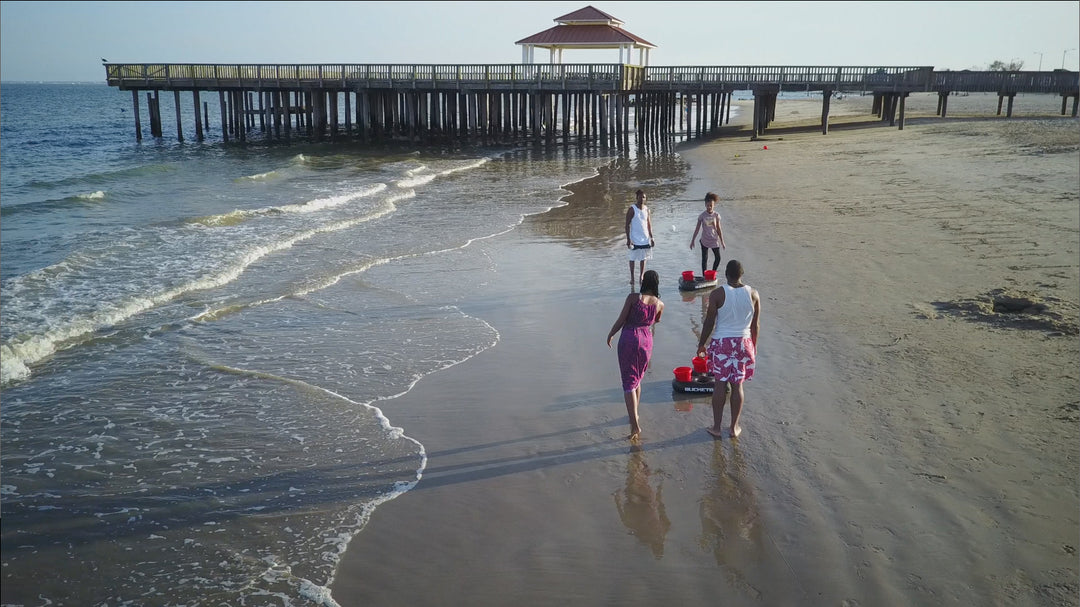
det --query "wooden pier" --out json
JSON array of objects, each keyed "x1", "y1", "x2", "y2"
[{"x1": 103, "y1": 63, "x2": 1080, "y2": 145}]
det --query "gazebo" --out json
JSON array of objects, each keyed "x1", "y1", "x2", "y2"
[{"x1": 515, "y1": 6, "x2": 657, "y2": 66}]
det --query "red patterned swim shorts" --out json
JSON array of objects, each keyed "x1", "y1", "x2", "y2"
[{"x1": 706, "y1": 337, "x2": 756, "y2": 383}]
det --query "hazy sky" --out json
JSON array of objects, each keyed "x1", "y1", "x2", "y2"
[{"x1": 2, "y1": 1, "x2": 1078, "y2": 82}]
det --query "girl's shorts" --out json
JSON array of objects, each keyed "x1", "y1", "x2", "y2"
[{"x1": 628, "y1": 244, "x2": 653, "y2": 262}]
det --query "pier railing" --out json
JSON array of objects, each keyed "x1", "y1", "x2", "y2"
[
  {"x1": 641, "y1": 66, "x2": 935, "y2": 92},
  {"x1": 104, "y1": 63, "x2": 936, "y2": 93},
  {"x1": 931, "y1": 70, "x2": 1080, "y2": 93},
  {"x1": 106, "y1": 63, "x2": 1080, "y2": 95},
  {"x1": 106, "y1": 63, "x2": 637, "y2": 91}
]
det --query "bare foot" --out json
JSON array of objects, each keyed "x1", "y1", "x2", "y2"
[
  {"x1": 731, "y1": 424, "x2": 742, "y2": 438},
  {"x1": 628, "y1": 431, "x2": 641, "y2": 441},
  {"x1": 706, "y1": 427, "x2": 724, "y2": 438}
]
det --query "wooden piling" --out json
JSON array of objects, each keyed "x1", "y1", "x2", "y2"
[
  {"x1": 131, "y1": 90, "x2": 142, "y2": 141},
  {"x1": 218, "y1": 91, "x2": 228, "y2": 142},
  {"x1": 821, "y1": 89, "x2": 831, "y2": 135},
  {"x1": 193, "y1": 91, "x2": 203, "y2": 141},
  {"x1": 146, "y1": 93, "x2": 155, "y2": 137},
  {"x1": 173, "y1": 90, "x2": 183, "y2": 142}
]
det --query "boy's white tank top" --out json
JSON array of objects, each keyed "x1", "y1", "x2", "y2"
[
  {"x1": 711, "y1": 284, "x2": 754, "y2": 339},
  {"x1": 629, "y1": 205, "x2": 650, "y2": 245}
]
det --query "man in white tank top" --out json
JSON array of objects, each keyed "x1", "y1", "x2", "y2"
[
  {"x1": 624, "y1": 189, "x2": 654, "y2": 289},
  {"x1": 695, "y1": 260, "x2": 761, "y2": 438}
]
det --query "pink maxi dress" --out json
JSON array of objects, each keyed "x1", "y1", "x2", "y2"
[{"x1": 617, "y1": 297, "x2": 658, "y2": 392}]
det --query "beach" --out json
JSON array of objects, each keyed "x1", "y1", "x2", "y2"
[
  {"x1": 330, "y1": 95, "x2": 1080, "y2": 606},
  {"x1": 1, "y1": 84, "x2": 1076, "y2": 605}
]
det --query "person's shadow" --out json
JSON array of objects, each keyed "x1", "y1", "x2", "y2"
[
  {"x1": 613, "y1": 446, "x2": 671, "y2": 559},
  {"x1": 698, "y1": 440, "x2": 765, "y2": 597}
]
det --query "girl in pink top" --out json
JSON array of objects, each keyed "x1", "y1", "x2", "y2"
[{"x1": 690, "y1": 192, "x2": 726, "y2": 276}]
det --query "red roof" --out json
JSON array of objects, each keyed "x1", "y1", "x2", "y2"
[
  {"x1": 516, "y1": 24, "x2": 656, "y2": 48},
  {"x1": 555, "y1": 6, "x2": 622, "y2": 25}
]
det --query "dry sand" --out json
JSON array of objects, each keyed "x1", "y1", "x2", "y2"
[{"x1": 331, "y1": 94, "x2": 1079, "y2": 606}]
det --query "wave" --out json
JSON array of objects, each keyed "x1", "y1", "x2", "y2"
[
  {"x1": 1, "y1": 191, "x2": 412, "y2": 387},
  {"x1": 395, "y1": 157, "x2": 490, "y2": 189},
  {"x1": 236, "y1": 170, "x2": 279, "y2": 181},
  {"x1": 396, "y1": 173, "x2": 437, "y2": 188},
  {"x1": 189, "y1": 190, "x2": 416, "y2": 323},
  {"x1": 189, "y1": 183, "x2": 388, "y2": 226},
  {"x1": 439, "y1": 157, "x2": 490, "y2": 176},
  {"x1": 0, "y1": 190, "x2": 108, "y2": 216}
]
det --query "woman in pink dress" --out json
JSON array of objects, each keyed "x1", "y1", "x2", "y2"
[{"x1": 607, "y1": 270, "x2": 664, "y2": 439}]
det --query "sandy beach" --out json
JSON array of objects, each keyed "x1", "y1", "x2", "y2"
[{"x1": 330, "y1": 94, "x2": 1079, "y2": 606}]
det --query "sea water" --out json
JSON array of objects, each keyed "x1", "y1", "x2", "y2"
[{"x1": 0, "y1": 82, "x2": 668, "y2": 605}]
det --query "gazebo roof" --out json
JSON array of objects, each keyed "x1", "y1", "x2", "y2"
[
  {"x1": 515, "y1": 5, "x2": 656, "y2": 49},
  {"x1": 553, "y1": 6, "x2": 623, "y2": 25}
]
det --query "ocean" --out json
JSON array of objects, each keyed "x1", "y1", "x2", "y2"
[{"x1": 0, "y1": 82, "x2": 700, "y2": 605}]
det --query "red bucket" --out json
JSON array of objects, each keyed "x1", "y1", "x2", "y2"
[
  {"x1": 692, "y1": 356, "x2": 708, "y2": 374},
  {"x1": 673, "y1": 367, "x2": 693, "y2": 382},
  {"x1": 681, "y1": 271, "x2": 695, "y2": 282},
  {"x1": 703, "y1": 270, "x2": 717, "y2": 281}
]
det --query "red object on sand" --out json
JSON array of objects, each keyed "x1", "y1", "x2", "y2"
[
  {"x1": 673, "y1": 367, "x2": 693, "y2": 382},
  {"x1": 763, "y1": 145, "x2": 768, "y2": 150}
]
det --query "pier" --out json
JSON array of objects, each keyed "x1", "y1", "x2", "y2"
[{"x1": 103, "y1": 62, "x2": 1080, "y2": 146}]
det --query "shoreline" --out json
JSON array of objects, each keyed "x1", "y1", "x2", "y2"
[{"x1": 329, "y1": 98, "x2": 1078, "y2": 605}]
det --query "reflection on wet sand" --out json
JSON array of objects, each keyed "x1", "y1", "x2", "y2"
[
  {"x1": 699, "y1": 441, "x2": 766, "y2": 599},
  {"x1": 613, "y1": 446, "x2": 671, "y2": 559},
  {"x1": 526, "y1": 154, "x2": 692, "y2": 248},
  {"x1": 682, "y1": 287, "x2": 711, "y2": 342}
]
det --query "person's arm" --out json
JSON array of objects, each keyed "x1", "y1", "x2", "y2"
[
  {"x1": 750, "y1": 288, "x2": 761, "y2": 348},
  {"x1": 690, "y1": 217, "x2": 701, "y2": 249},
  {"x1": 654, "y1": 301, "x2": 664, "y2": 325},
  {"x1": 647, "y1": 211, "x2": 654, "y2": 246},
  {"x1": 624, "y1": 206, "x2": 634, "y2": 248},
  {"x1": 715, "y1": 217, "x2": 726, "y2": 249},
  {"x1": 607, "y1": 293, "x2": 635, "y2": 347},
  {"x1": 696, "y1": 289, "x2": 725, "y2": 356}
]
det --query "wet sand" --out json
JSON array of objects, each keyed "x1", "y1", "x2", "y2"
[{"x1": 330, "y1": 94, "x2": 1079, "y2": 606}]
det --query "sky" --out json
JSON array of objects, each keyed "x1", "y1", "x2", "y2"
[{"x1": 1, "y1": 1, "x2": 1078, "y2": 82}]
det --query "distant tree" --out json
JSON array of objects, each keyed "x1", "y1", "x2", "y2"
[{"x1": 988, "y1": 59, "x2": 1025, "y2": 71}]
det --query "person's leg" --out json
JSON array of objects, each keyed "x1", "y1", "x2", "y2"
[
  {"x1": 628, "y1": 260, "x2": 635, "y2": 287},
  {"x1": 729, "y1": 381, "x2": 744, "y2": 437},
  {"x1": 623, "y1": 388, "x2": 641, "y2": 438},
  {"x1": 710, "y1": 248, "x2": 722, "y2": 272},
  {"x1": 701, "y1": 245, "x2": 709, "y2": 275},
  {"x1": 707, "y1": 381, "x2": 728, "y2": 438},
  {"x1": 638, "y1": 260, "x2": 646, "y2": 286}
]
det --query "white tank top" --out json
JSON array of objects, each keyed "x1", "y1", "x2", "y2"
[
  {"x1": 710, "y1": 284, "x2": 754, "y2": 339},
  {"x1": 629, "y1": 205, "x2": 650, "y2": 246}
]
